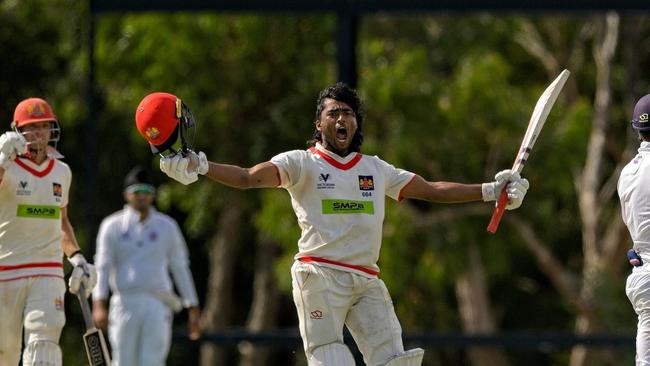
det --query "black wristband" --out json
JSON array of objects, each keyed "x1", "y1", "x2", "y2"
[{"x1": 68, "y1": 249, "x2": 82, "y2": 259}]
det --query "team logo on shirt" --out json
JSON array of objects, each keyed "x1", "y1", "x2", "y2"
[
  {"x1": 54, "y1": 296, "x2": 64, "y2": 311},
  {"x1": 317, "y1": 173, "x2": 335, "y2": 189},
  {"x1": 149, "y1": 231, "x2": 158, "y2": 241},
  {"x1": 358, "y1": 175, "x2": 374, "y2": 191},
  {"x1": 16, "y1": 181, "x2": 31, "y2": 196},
  {"x1": 53, "y1": 182, "x2": 62, "y2": 197}
]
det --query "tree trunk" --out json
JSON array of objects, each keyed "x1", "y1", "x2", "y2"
[
  {"x1": 455, "y1": 244, "x2": 511, "y2": 366},
  {"x1": 239, "y1": 239, "x2": 281, "y2": 366},
  {"x1": 200, "y1": 192, "x2": 244, "y2": 366},
  {"x1": 570, "y1": 12, "x2": 619, "y2": 366}
]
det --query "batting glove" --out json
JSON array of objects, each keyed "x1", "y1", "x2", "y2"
[
  {"x1": 482, "y1": 169, "x2": 529, "y2": 210},
  {"x1": 196, "y1": 151, "x2": 209, "y2": 175},
  {"x1": 504, "y1": 177, "x2": 529, "y2": 210},
  {"x1": 160, "y1": 153, "x2": 199, "y2": 185},
  {"x1": 67, "y1": 253, "x2": 97, "y2": 297},
  {"x1": 0, "y1": 132, "x2": 27, "y2": 169}
]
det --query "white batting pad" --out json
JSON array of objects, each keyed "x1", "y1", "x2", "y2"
[
  {"x1": 22, "y1": 340, "x2": 62, "y2": 366},
  {"x1": 383, "y1": 348, "x2": 425, "y2": 366},
  {"x1": 309, "y1": 343, "x2": 356, "y2": 366}
]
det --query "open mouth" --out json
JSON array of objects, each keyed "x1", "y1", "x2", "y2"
[{"x1": 336, "y1": 126, "x2": 348, "y2": 141}]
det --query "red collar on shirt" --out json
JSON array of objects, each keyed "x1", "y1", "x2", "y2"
[
  {"x1": 14, "y1": 157, "x2": 55, "y2": 177},
  {"x1": 309, "y1": 147, "x2": 362, "y2": 171}
]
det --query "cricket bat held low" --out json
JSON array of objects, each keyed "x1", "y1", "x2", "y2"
[
  {"x1": 76, "y1": 284, "x2": 112, "y2": 366},
  {"x1": 487, "y1": 69, "x2": 570, "y2": 233}
]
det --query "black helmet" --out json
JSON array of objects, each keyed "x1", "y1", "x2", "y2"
[{"x1": 631, "y1": 94, "x2": 650, "y2": 131}]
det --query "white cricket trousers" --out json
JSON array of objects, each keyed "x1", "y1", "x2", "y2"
[
  {"x1": 292, "y1": 261, "x2": 404, "y2": 366},
  {"x1": 108, "y1": 292, "x2": 172, "y2": 366},
  {"x1": 0, "y1": 276, "x2": 66, "y2": 366},
  {"x1": 627, "y1": 265, "x2": 650, "y2": 366}
]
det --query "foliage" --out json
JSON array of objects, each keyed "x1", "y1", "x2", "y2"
[{"x1": 1, "y1": 2, "x2": 641, "y2": 365}]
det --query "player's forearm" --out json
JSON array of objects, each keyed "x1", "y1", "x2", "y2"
[
  {"x1": 61, "y1": 217, "x2": 81, "y2": 257},
  {"x1": 204, "y1": 162, "x2": 256, "y2": 189},
  {"x1": 203, "y1": 160, "x2": 278, "y2": 189},
  {"x1": 420, "y1": 181, "x2": 483, "y2": 203},
  {"x1": 402, "y1": 175, "x2": 483, "y2": 203}
]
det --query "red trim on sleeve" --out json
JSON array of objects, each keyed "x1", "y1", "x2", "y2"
[
  {"x1": 309, "y1": 147, "x2": 362, "y2": 171},
  {"x1": 0, "y1": 262, "x2": 63, "y2": 271},
  {"x1": 397, "y1": 174, "x2": 418, "y2": 202},
  {"x1": 298, "y1": 256, "x2": 379, "y2": 276},
  {"x1": 14, "y1": 158, "x2": 55, "y2": 177}
]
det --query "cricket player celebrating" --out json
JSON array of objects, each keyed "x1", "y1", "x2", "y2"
[
  {"x1": 0, "y1": 98, "x2": 97, "y2": 366},
  {"x1": 135, "y1": 84, "x2": 530, "y2": 366},
  {"x1": 619, "y1": 94, "x2": 650, "y2": 366}
]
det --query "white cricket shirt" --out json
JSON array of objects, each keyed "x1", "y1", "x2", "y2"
[
  {"x1": 271, "y1": 143, "x2": 415, "y2": 277},
  {"x1": 92, "y1": 205, "x2": 199, "y2": 308},
  {"x1": 619, "y1": 141, "x2": 650, "y2": 254},
  {"x1": 0, "y1": 156, "x2": 71, "y2": 281}
]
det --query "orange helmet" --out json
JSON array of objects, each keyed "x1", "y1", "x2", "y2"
[
  {"x1": 135, "y1": 92, "x2": 195, "y2": 154},
  {"x1": 12, "y1": 98, "x2": 61, "y2": 146},
  {"x1": 13, "y1": 98, "x2": 57, "y2": 128}
]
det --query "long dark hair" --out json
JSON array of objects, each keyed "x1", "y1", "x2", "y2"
[{"x1": 308, "y1": 82, "x2": 364, "y2": 153}]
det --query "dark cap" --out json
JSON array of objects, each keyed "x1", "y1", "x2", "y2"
[
  {"x1": 632, "y1": 94, "x2": 650, "y2": 131},
  {"x1": 123, "y1": 166, "x2": 154, "y2": 191}
]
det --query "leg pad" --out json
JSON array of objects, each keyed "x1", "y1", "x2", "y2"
[{"x1": 383, "y1": 348, "x2": 425, "y2": 366}]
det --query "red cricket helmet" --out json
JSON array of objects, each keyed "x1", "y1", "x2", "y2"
[
  {"x1": 135, "y1": 92, "x2": 195, "y2": 155},
  {"x1": 12, "y1": 97, "x2": 61, "y2": 146}
]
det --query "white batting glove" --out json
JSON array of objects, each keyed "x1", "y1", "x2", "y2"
[
  {"x1": 160, "y1": 153, "x2": 199, "y2": 185},
  {"x1": 67, "y1": 253, "x2": 97, "y2": 297},
  {"x1": 481, "y1": 169, "x2": 530, "y2": 210},
  {"x1": 0, "y1": 132, "x2": 27, "y2": 169},
  {"x1": 196, "y1": 151, "x2": 209, "y2": 175},
  {"x1": 504, "y1": 178, "x2": 529, "y2": 210}
]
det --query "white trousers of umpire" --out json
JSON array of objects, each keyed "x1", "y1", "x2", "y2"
[
  {"x1": 627, "y1": 265, "x2": 650, "y2": 366},
  {"x1": 108, "y1": 292, "x2": 173, "y2": 366},
  {"x1": 292, "y1": 261, "x2": 405, "y2": 365}
]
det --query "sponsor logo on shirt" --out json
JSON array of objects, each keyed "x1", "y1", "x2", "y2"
[
  {"x1": 16, "y1": 181, "x2": 31, "y2": 196},
  {"x1": 53, "y1": 182, "x2": 62, "y2": 197},
  {"x1": 322, "y1": 199, "x2": 374, "y2": 214},
  {"x1": 16, "y1": 204, "x2": 60, "y2": 219},
  {"x1": 317, "y1": 173, "x2": 335, "y2": 189},
  {"x1": 358, "y1": 175, "x2": 374, "y2": 191}
]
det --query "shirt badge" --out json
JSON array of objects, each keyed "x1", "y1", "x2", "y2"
[
  {"x1": 358, "y1": 175, "x2": 374, "y2": 191},
  {"x1": 53, "y1": 182, "x2": 62, "y2": 197}
]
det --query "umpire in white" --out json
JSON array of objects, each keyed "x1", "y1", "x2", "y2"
[{"x1": 91, "y1": 166, "x2": 201, "y2": 366}]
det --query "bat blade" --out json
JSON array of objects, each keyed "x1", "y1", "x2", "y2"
[
  {"x1": 77, "y1": 284, "x2": 112, "y2": 366},
  {"x1": 82, "y1": 328, "x2": 111, "y2": 366},
  {"x1": 487, "y1": 69, "x2": 570, "y2": 233}
]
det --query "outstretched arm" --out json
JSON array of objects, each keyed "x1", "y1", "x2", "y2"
[
  {"x1": 203, "y1": 161, "x2": 279, "y2": 189},
  {"x1": 401, "y1": 175, "x2": 482, "y2": 203},
  {"x1": 400, "y1": 170, "x2": 529, "y2": 210},
  {"x1": 160, "y1": 151, "x2": 280, "y2": 189}
]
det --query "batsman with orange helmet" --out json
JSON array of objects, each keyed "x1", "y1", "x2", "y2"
[
  {"x1": 137, "y1": 83, "x2": 530, "y2": 366},
  {"x1": 0, "y1": 98, "x2": 97, "y2": 366}
]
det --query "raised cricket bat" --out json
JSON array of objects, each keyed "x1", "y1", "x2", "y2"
[
  {"x1": 487, "y1": 69, "x2": 570, "y2": 233},
  {"x1": 76, "y1": 284, "x2": 112, "y2": 366}
]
